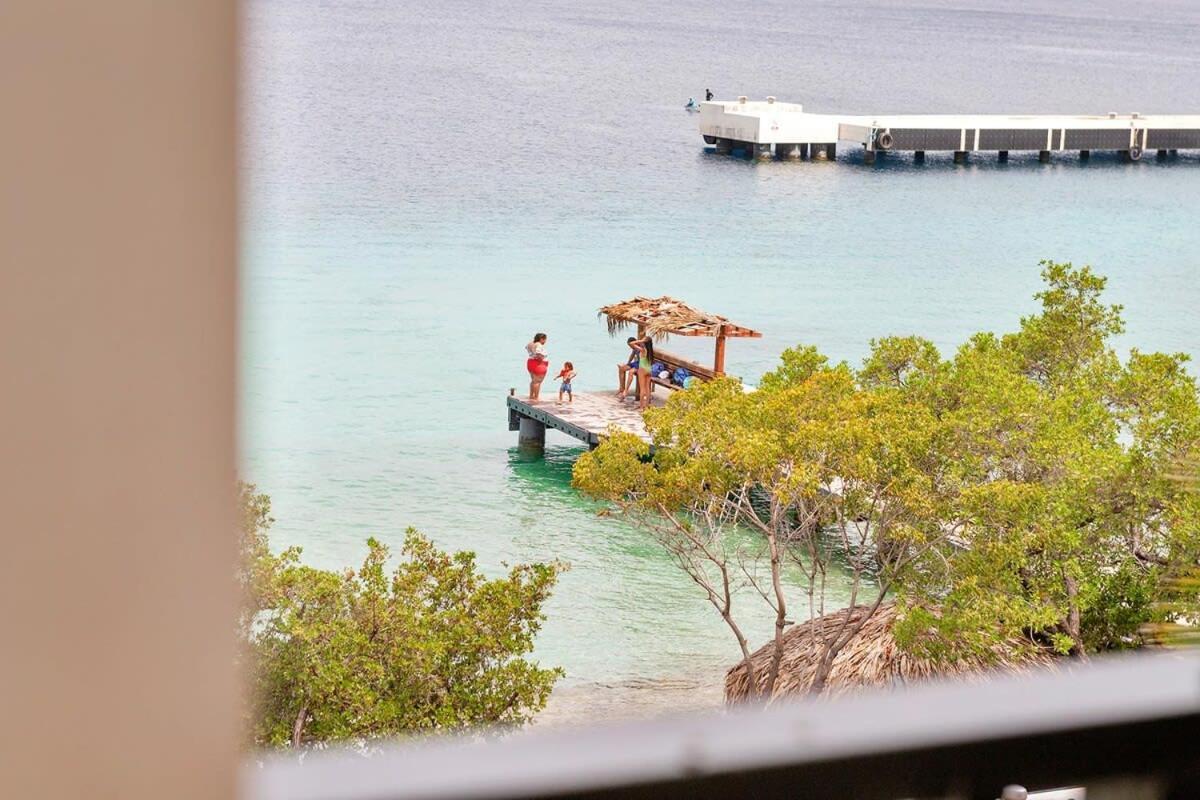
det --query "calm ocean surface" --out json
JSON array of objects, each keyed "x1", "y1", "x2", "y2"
[{"x1": 242, "y1": 0, "x2": 1200, "y2": 720}]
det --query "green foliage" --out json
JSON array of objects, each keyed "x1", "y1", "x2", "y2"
[
  {"x1": 576, "y1": 261, "x2": 1200, "y2": 676},
  {"x1": 757, "y1": 345, "x2": 833, "y2": 392},
  {"x1": 894, "y1": 263, "x2": 1200, "y2": 660},
  {"x1": 859, "y1": 335, "x2": 942, "y2": 391},
  {"x1": 576, "y1": 336, "x2": 952, "y2": 695},
  {"x1": 1005, "y1": 260, "x2": 1125, "y2": 383},
  {"x1": 238, "y1": 485, "x2": 565, "y2": 747},
  {"x1": 1142, "y1": 455, "x2": 1200, "y2": 647}
]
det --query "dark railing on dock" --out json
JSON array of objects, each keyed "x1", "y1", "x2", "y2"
[{"x1": 508, "y1": 393, "x2": 600, "y2": 447}]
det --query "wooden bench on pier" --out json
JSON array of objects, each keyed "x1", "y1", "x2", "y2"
[{"x1": 645, "y1": 349, "x2": 720, "y2": 393}]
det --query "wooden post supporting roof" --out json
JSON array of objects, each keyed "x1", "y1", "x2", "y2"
[{"x1": 714, "y1": 325, "x2": 727, "y2": 375}]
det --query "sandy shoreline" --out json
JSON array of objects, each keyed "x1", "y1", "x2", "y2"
[{"x1": 535, "y1": 673, "x2": 726, "y2": 728}]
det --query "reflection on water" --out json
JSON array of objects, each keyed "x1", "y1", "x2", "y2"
[{"x1": 506, "y1": 445, "x2": 588, "y2": 491}]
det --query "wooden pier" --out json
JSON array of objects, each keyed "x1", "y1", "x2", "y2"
[
  {"x1": 507, "y1": 391, "x2": 662, "y2": 449},
  {"x1": 508, "y1": 296, "x2": 760, "y2": 452},
  {"x1": 699, "y1": 97, "x2": 1200, "y2": 163}
]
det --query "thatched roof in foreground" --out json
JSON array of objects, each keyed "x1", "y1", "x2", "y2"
[
  {"x1": 599, "y1": 296, "x2": 762, "y2": 339},
  {"x1": 726, "y1": 603, "x2": 1057, "y2": 703}
]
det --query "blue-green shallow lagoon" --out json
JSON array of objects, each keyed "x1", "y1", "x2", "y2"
[{"x1": 242, "y1": 0, "x2": 1200, "y2": 720}]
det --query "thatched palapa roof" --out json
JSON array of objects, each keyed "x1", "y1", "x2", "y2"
[
  {"x1": 599, "y1": 296, "x2": 762, "y2": 339},
  {"x1": 725, "y1": 603, "x2": 1057, "y2": 702}
]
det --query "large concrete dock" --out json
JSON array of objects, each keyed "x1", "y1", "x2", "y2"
[{"x1": 699, "y1": 98, "x2": 1200, "y2": 163}]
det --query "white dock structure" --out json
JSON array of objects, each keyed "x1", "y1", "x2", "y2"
[{"x1": 699, "y1": 97, "x2": 1200, "y2": 164}]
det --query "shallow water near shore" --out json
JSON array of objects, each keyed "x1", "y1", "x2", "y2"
[{"x1": 242, "y1": 0, "x2": 1200, "y2": 721}]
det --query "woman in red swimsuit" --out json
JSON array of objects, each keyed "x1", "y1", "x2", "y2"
[{"x1": 525, "y1": 332, "x2": 549, "y2": 400}]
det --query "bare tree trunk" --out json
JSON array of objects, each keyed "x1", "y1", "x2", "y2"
[
  {"x1": 810, "y1": 510, "x2": 861, "y2": 695},
  {"x1": 291, "y1": 705, "x2": 308, "y2": 748},
  {"x1": 1063, "y1": 572, "x2": 1088, "y2": 660},
  {"x1": 810, "y1": 589, "x2": 890, "y2": 695},
  {"x1": 763, "y1": 527, "x2": 788, "y2": 699}
]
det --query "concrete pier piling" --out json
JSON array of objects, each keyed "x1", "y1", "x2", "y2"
[
  {"x1": 778, "y1": 143, "x2": 805, "y2": 160},
  {"x1": 998, "y1": 150, "x2": 1009, "y2": 162},
  {"x1": 1080, "y1": 150, "x2": 1090, "y2": 160},
  {"x1": 517, "y1": 417, "x2": 546, "y2": 451},
  {"x1": 698, "y1": 98, "x2": 1200, "y2": 167},
  {"x1": 913, "y1": 150, "x2": 925, "y2": 162}
]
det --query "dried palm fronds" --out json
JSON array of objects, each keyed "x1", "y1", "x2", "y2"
[
  {"x1": 599, "y1": 296, "x2": 760, "y2": 339},
  {"x1": 725, "y1": 603, "x2": 1057, "y2": 702}
]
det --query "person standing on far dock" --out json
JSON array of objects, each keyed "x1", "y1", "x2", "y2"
[
  {"x1": 705, "y1": 88, "x2": 713, "y2": 101},
  {"x1": 525, "y1": 332, "x2": 549, "y2": 401}
]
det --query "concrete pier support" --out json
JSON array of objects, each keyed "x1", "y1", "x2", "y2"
[
  {"x1": 828, "y1": 144, "x2": 837, "y2": 161},
  {"x1": 913, "y1": 151, "x2": 925, "y2": 162},
  {"x1": 953, "y1": 151, "x2": 967, "y2": 164},
  {"x1": 777, "y1": 143, "x2": 805, "y2": 160},
  {"x1": 998, "y1": 151, "x2": 1009, "y2": 162},
  {"x1": 1079, "y1": 150, "x2": 1090, "y2": 161},
  {"x1": 863, "y1": 149, "x2": 876, "y2": 165},
  {"x1": 1039, "y1": 150, "x2": 1051, "y2": 163},
  {"x1": 1170, "y1": 149, "x2": 1178, "y2": 157},
  {"x1": 1157, "y1": 149, "x2": 1168, "y2": 159},
  {"x1": 715, "y1": 138, "x2": 732, "y2": 155},
  {"x1": 518, "y1": 417, "x2": 545, "y2": 451}
]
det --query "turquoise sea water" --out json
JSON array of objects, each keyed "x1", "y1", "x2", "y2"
[{"x1": 242, "y1": 0, "x2": 1200, "y2": 719}]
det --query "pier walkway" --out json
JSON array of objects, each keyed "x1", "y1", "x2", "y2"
[
  {"x1": 700, "y1": 98, "x2": 1200, "y2": 163},
  {"x1": 507, "y1": 391, "x2": 663, "y2": 449}
]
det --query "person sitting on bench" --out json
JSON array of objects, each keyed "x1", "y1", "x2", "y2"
[{"x1": 616, "y1": 337, "x2": 639, "y2": 399}]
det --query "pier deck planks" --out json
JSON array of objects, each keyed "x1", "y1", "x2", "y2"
[{"x1": 507, "y1": 391, "x2": 664, "y2": 447}]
